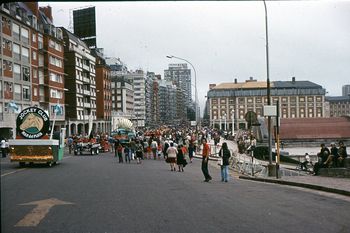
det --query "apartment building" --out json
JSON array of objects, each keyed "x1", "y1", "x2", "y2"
[
  {"x1": 93, "y1": 48, "x2": 111, "y2": 134},
  {"x1": 206, "y1": 77, "x2": 326, "y2": 130},
  {"x1": 158, "y1": 79, "x2": 177, "y2": 125},
  {"x1": 0, "y1": 3, "x2": 64, "y2": 138},
  {"x1": 164, "y1": 63, "x2": 192, "y2": 107},
  {"x1": 124, "y1": 70, "x2": 146, "y2": 128},
  {"x1": 61, "y1": 27, "x2": 97, "y2": 136},
  {"x1": 110, "y1": 76, "x2": 134, "y2": 124},
  {"x1": 325, "y1": 96, "x2": 350, "y2": 117}
]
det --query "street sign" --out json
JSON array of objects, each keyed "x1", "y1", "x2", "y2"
[{"x1": 263, "y1": 105, "x2": 277, "y2": 116}]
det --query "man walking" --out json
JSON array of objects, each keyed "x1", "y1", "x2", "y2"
[{"x1": 201, "y1": 138, "x2": 212, "y2": 182}]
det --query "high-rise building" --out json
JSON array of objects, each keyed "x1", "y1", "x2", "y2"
[
  {"x1": 164, "y1": 63, "x2": 192, "y2": 107},
  {"x1": 92, "y1": 48, "x2": 111, "y2": 133},
  {"x1": 124, "y1": 70, "x2": 146, "y2": 128},
  {"x1": 61, "y1": 27, "x2": 97, "y2": 136},
  {"x1": 342, "y1": 85, "x2": 350, "y2": 97},
  {"x1": 158, "y1": 79, "x2": 177, "y2": 125},
  {"x1": 0, "y1": 3, "x2": 65, "y2": 138}
]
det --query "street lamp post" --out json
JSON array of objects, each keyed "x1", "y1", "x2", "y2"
[
  {"x1": 166, "y1": 55, "x2": 198, "y2": 127},
  {"x1": 231, "y1": 109, "x2": 235, "y2": 136},
  {"x1": 224, "y1": 113, "x2": 227, "y2": 131},
  {"x1": 263, "y1": 0, "x2": 273, "y2": 166}
]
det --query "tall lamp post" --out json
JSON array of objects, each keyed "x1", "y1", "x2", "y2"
[
  {"x1": 223, "y1": 113, "x2": 227, "y2": 131},
  {"x1": 166, "y1": 55, "x2": 198, "y2": 127},
  {"x1": 263, "y1": 0, "x2": 273, "y2": 166},
  {"x1": 231, "y1": 109, "x2": 235, "y2": 136}
]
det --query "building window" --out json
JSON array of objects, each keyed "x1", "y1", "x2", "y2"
[
  {"x1": 13, "y1": 63, "x2": 21, "y2": 80},
  {"x1": 14, "y1": 84, "x2": 21, "y2": 100},
  {"x1": 50, "y1": 72, "x2": 62, "y2": 83},
  {"x1": 49, "y1": 56, "x2": 62, "y2": 68},
  {"x1": 13, "y1": 43, "x2": 20, "y2": 60},
  {"x1": 32, "y1": 32, "x2": 36, "y2": 42},
  {"x1": 38, "y1": 34, "x2": 43, "y2": 49},
  {"x1": 12, "y1": 23, "x2": 20, "y2": 40},
  {"x1": 22, "y1": 66, "x2": 30, "y2": 81},
  {"x1": 21, "y1": 46, "x2": 29, "y2": 62},
  {"x1": 50, "y1": 89, "x2": 63, "y2": 99},
  {"x1": 307, "y1": 96, "x2": 314, "y2": 102},
  {"x1": 32, "y1": 51, "x2": 37, "y2": 61},
  {"x1": 299, "y1": 97, "x2": 305, "y2": 102},
  {"x1": 39, "y1": 54, "x2": 44, "y2": 67},
  {"x1": 33, "y1": 87, "x2": 37, "y2": 97},
  {"x1": 21, "y1": 27, "x2": 29, "y2": 43},
  {"x1": 308, "y1": 108, "x2": 314, "y2": 117},
  {"x1": 22, "y1": 86, "x2": 30, "y2": 100}
]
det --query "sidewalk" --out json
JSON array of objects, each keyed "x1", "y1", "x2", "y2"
[{"x1": 216, "y1": 139, "x2": 350, "y2": 197}]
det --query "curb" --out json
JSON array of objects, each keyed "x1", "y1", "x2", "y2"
[{"x1": 239, "y1": 175, "x2": 350, "y2": 197}]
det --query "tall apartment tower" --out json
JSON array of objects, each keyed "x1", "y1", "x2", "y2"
[
  {"x1": 106, "y1": 57, "x2": 134, "y2": 128},
  {"x1": 164, "y1": 63, "x2": 192, "y2": 107},
  {"x1": 61, "y1": 27, "x2": 97, "y2": 136},
  {"x1": 0, "y1": 3, "x2": 65, "y2": 138},
  {"x1": 92, "y1": 48, "x2": 111, "y2": 134},
  {"x1": 158, "y1": 79, "x2": 177, "y2": 125},
  {"x1": 124, "y1": 70, "x2": 146, "y2": 128},
  {"x1": 342, "y1": 85, "x2": 350, "y2": 97}
]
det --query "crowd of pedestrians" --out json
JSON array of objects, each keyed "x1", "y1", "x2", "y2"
[{"x1": 64, "y1": 127, "x2": 234, "y2": 183}]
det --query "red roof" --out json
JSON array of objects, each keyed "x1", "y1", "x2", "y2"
[{"x1": 280, "y1": 117, "x2": 350, "y2": 140}]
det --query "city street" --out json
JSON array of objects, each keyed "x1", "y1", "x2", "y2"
[{"x1": 1, "y1": 152, "x2": 350, "y2": 233}]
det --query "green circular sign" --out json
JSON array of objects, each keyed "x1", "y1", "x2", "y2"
[{"x1": 16, "y1": 107, "x2": 50, "y2": 139}]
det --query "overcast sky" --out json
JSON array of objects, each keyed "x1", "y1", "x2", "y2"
[{"x1": 40, "y1": 1, "x2": 350, "y2": 113}]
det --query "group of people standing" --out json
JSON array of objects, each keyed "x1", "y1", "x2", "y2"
[
  {"x1": 313, "y1": 141, "x2": 348, "y2": 175},
  {"x1": 106, "y1": 129, "x2": 233, "y2": 183}
]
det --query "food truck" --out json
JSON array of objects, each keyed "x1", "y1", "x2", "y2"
[{"x1": 8, "y1": 106, "x2": 65, "y2": 167}]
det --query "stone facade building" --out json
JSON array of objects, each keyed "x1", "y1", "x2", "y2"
[{"x1": 206, "y1": 77, "x2": 326, "y2": 130}]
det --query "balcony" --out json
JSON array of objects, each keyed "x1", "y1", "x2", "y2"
[
  {"x1": 82, "y1": 64, "x2": 89, "y2": 71},
  {"x1": 83, "y1": 77, "x2": 90, "y2": 83},
  {"x1": 84, "y1": 103, "x2": 91, "y2": 108},
  {"x1": 83, "y1": 90, "x2": 90, "y2": 96}
]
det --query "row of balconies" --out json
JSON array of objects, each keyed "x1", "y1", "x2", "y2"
[{"x1": 76, "y1": 102, "x2": 97, "y2": 109}]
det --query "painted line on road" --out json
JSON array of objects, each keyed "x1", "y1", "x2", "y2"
[
  {"x1": 1, "y1": 168, "x2": 27, "y2": 177},
  {"x1": 1, "y1": 156, "x2": 72, "y2": 177}
]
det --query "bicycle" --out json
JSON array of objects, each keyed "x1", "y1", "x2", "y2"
[{"x1": 295, "y1": 161, "x2": 314, "y2": 173}]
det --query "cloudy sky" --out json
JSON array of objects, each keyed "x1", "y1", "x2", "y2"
[{"x1": 40, "y1": 1, "x2": 350, "y2": 113}]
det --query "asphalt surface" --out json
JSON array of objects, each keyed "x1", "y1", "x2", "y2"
[{"x1": 1, "y1": 152, "x2": 350, "y2": 233}]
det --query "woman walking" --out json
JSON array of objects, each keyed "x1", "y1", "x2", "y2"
[
  {"x1": 166, "y1": 142, "x2": 178, "y2": 171},
  {"x1": 218, "y1": 142, "x2": 231, "y2": 182},
  {"x1": 176, "y1": 145, "x2": 187, "y2": 172},
  {"x1": 135, "y1": 141, "x2": 144, "y2": 164}
]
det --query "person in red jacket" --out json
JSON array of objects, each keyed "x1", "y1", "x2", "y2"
[{"x1": 201, "y1": 138, "x2": 212, "y2": 182}]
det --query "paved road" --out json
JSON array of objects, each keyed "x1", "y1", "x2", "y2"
[{"x1": 1, "y1": 152, "x2": 350, "y2": 233}]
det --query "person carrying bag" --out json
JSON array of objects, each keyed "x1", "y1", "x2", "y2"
[{"x1": 218, "y1": 142, "x2": 231, "y2": 182}]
